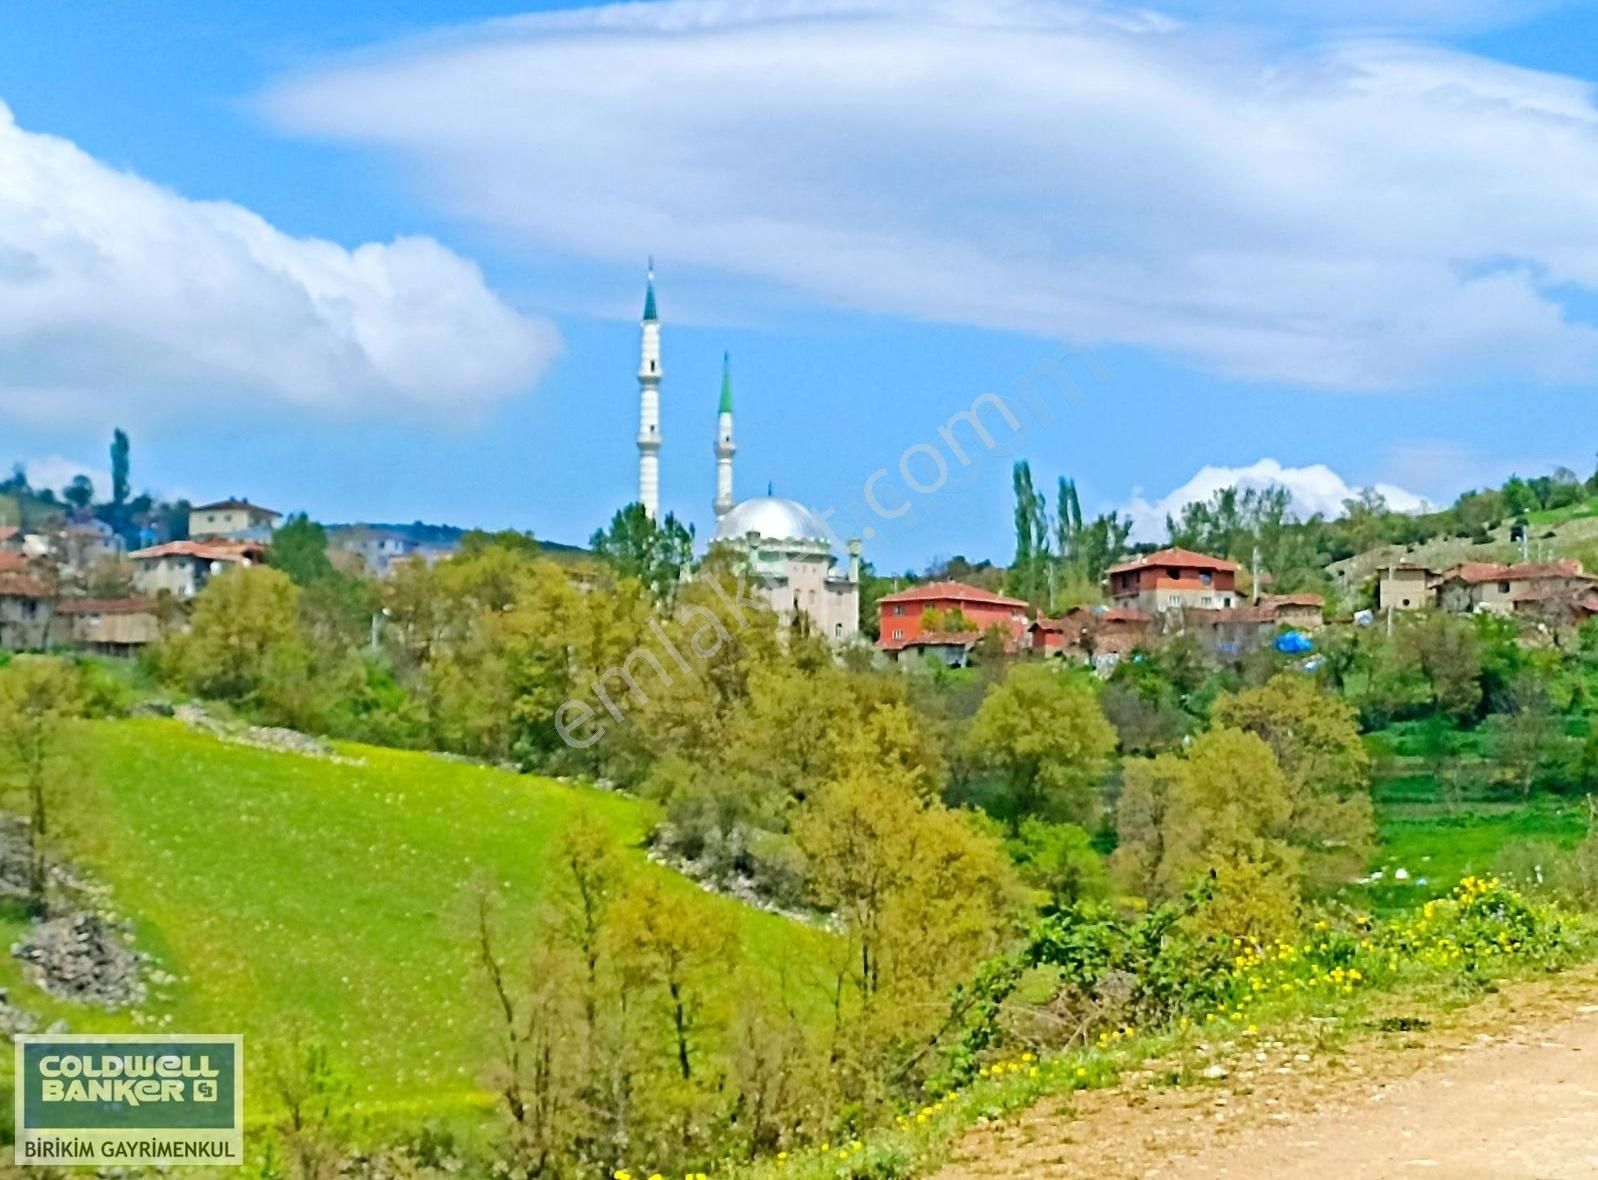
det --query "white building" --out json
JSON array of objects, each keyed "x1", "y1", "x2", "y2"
[
  {"x1": 328, "y1": 525, "x2": 418, "y2": 576},
  {"x1": 622, "y1": 265, "x2": 861, "y2": 641},
  {"x1": 712, "y1": 498, "x2": 861, "y2": 642},
  {"x1": 129, "y1": 540, "x2": 258, "y2": 599}
]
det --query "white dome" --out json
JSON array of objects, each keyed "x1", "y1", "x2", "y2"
[{"x1": 713, "y1": 496, "x2": 832, "y2": 546}]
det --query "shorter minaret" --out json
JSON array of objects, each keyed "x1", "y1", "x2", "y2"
[
  {"x1": 713, "y1": 352, "x2": 736, "y2": 521},
  {"x1": 637, "y1": 262, "x2": 662, "y2": 520}
]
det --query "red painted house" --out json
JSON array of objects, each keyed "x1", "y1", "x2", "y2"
[
  {"x1": 1105, "y1": 547, "x2": 1240, "y2": 614},
  {"x1": 877, "y1": 581, "x2": 1029, "y2": 657}
]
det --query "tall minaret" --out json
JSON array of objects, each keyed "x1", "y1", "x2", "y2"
[
  {"x1": 713, "y1": 351, "x2": 736, "y2": 521},
  {"x1": 637, "y1": 262, "x2": 662, "y2": 519}
]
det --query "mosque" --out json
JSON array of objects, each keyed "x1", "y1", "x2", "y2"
[{"x1": 632, "y1": 267, "x2": 862, "y2": 642}]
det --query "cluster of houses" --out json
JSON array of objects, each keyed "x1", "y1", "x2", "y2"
[
  {"x1": 877, "y1": 544, "x2": 1598, "y2": 673},
  {"x1": 876, "y1": 547, "x2": 1327, "y2": 671},
  {"x1": 1376, "y1": 558, "x2": 1598, "y2": 623},
  {"x1": 0, "y1": 495, "x2": 446, "y2": 656}
]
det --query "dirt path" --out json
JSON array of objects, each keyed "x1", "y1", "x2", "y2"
[{"x1": 933, "y1": 966, "x2": 1598, "y2": 1180}]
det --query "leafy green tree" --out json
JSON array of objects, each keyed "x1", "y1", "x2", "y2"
[
  {"x1": 170, "y1": 566, "x2": 303, "y2": 702},
  {"x1": 269, "y1": 515, "x2": 336, "y2": 586},
  {"x1": 964, "y1": 663, "x2": 1117, "y2": 828},
  {"x1": 63, "y1": 474, "x2": 94, "y2": 510},
  {"x1": 110, "y1": 428, "x2": 130, "y2": 510},
  {"x1": 590, "y1": 503, "x2": 695, "y2": 604},
  {"x1": 0, "y1": 657, "x2": 81, "y2": 914},
  {"x1": 1211, "y1": 673, "x2": 1374, "y2": 884},
  {"x1": 1007, "y1": 818, "x2": 1108, "y2": 909},
  {"x1": 1112, "y1": 727, "x2": 1301, "y2": 939}
]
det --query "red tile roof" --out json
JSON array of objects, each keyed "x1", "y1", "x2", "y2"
[
  {"x1": 1443, "y1": 560, "x2": 1591, "y2": 585},
  {"x1": 0, "y1": 573, "x2": 51, "y2": 599},
  {"x1": 876, "y1": 580, "x2": 1028, "y2": 609},
  {"x1": 1262, "y1": 593, "x2": 1325, "y2": 609},
  {"x1": 1105, "y1": 547, "x2": 1240, "y2": 576},
  {"x1": 129, "y1": 540, "x2": 257, "y2": 562},
  {"x1": 877, "y1": 630, "x2": 982, "y2": 652}
]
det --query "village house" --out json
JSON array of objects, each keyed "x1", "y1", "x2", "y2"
[
  {"x1": 1376, "y1": 562, "x2": 1438, "y2": 612},
  {"x1": 128, "y1": 539, "x2": 262, "y2": 599},
  {"x1": 328, "y1": 525, "x2": 419, "y2": 577},
  {"x1": 57, "y1": 598, "x2": 162, "y2": 656},
  {"x1": 1031, "y1": 605, "x2": 1155, "y2": 669},
  {"x1": 0, "y1": 571, "x2": 55, "y2": 651},
  {"x1": 1188, "y1": 593, "x2": 1325, "y2": 661},
  {"x1": 188, "y1": 498, "x2": 281, "y2": 541},
  {"x1": 60, "y1": 517, "x2": 124, "y2": 572},
  {"x1": 1106, "y1": 548, "x2": 1240, "y2": 615},
  {"x1": 877, "y1": 581, "x2": 1029, "y2": 662},
  {"x1": 1436, "y1": 560, "x2": 1597, "y2": 616}
]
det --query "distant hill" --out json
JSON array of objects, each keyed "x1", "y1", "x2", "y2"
[{"x1": 327, "y1": 521, "x2": 591, "y2": 559}]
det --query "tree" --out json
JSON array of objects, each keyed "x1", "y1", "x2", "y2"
[
  {"x1": 269, "y1": 515, "x2": 336, "y2": 587},
  {"x1": 590, "y1": 504, "x2": 695, "y2": 604},
  {"x1": 1006, "y1": 461, "x2": 1051, "y2": 606},
  {"x1": 608, "y1": 875, "x2": 737, "y2": 1085},
  {"x1": 63, "y1": 474, "x2": 94, "y2": 511},
  {"x1": 1396, "y1": 611, "x2": 1483, "y2": 722},
  {"x1": 1210, "y1": 673, "x2": 1374, "y2": 883},
  {"x1": 1112, "y1": 727, "x2": 1301, "y2": 939},
  {"x1": 1007, "y1": 818, "x2": 1108, "y2": 910},
  {"x1": 964, "y1": 663, "x2": 1117, "y2": 828},
  {"x1": 170, "y1": 566, "x2": 303, "y2": 702},
  {"x1": 0, "y1": 657, "x2": 81, "y2": 914},
  {"x1": 110, "y1": 429, "x2": 130, "y2": 510}
]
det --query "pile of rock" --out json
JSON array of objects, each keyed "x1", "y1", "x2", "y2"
[
  {"x1": 173, "y1": 703, "x2": 364, "y2": 765},
  {"x1": 13, "y1": 912, "x2": 147, "y2": 1010}
]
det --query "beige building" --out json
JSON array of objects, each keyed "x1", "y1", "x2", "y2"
[
  {"x1": 129, "y1": 540, "x2": 260, "y2": 599},
  {"x1": 1376, "y1": 563, "x2": 1437, "y2": 612},
  {"x1": 189, "y1": 499, "x2": 280, "y2": 540}
]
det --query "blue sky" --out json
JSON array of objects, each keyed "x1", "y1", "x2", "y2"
[{"x1": 1, "y1": 0, "x2": 1596, "y2": 571}]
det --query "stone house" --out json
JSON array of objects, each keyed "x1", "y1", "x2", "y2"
[{"x1": 0, "y1": 572, "x2": 55, "y2": 651}]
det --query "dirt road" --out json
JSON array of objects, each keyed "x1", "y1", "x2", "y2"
[{"x1": 932, "y1": 966, "x2": 1598, "y2": 1180}]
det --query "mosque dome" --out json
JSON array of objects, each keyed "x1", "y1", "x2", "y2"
[{"x1": 713, "y1": 496, "x2": 833, "y2": 547}]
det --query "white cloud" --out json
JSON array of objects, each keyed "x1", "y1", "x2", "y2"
[
  {"x1": 1124, "y1": 457, "x2": 1429, "y2": 540},
  {"x1": 20, "y1": 454, "x2": 112, "y2": 502},
  {"x1": 262, "y1": 0, "x2": 1598, "y2": 392},
  {"x1": 0, "y1": 101, "x2": 559, "y2": 424}
]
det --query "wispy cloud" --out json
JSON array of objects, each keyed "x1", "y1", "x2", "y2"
[
  {"x1": 0, "y1": 101, "x2": 559, "y2": 427},
  {"x1": 262, "y1": 0, "x2": 1598, "y2": 393},
  {"x1": 1124, "y1": 457, "x2": 1429, "y2": 540}
]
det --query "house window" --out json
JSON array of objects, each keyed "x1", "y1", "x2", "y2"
[
  {"x1": 893, "y1": 604, "x2": 905, "y2": 616},
  {"x1": 1200, "y1": 571, "x2": 1213, "y2": 586},
  {"x1": 1167, "y1": 568, "x2": 1180, "y2": 579},
  {"x1": 1498, "y1": 581, "x2": 1510, "y2": 593},
  {"x1": 835, "y1": 623, "x2": 843, "y2": 637},
  {"x1": 892, "y1": 628, "x2": 903, "y2": 640}
]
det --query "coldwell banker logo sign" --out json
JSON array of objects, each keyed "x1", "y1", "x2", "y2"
[{"x1": 14, "y1": 1034, "x2": 243, "y2": 1166}]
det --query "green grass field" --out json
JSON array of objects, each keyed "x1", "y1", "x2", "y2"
[
  {"x1": 0, "y1": 719, "x2": 832, "y2": 1120},
  {"x1": 1330, "y1": 752, "x2": 1592, "y2": 913}
]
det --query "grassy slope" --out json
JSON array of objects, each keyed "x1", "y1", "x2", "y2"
[{"x1": 1, "y1": 719, "x2": 830, "y2": 1115}]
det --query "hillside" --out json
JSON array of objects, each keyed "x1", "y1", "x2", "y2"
[
  {"x1": 1327, "y1": 492, "x2": 1598, "y2": 591},
  {"x1": 0, "y1": 719, "x2": 831, "y2": 1116}
]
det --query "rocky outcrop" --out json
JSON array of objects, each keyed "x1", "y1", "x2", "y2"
[
  {"x1": 172, "y1": 702, "x2": 365, "y2": 765},
  {"x1": 13, "y1": 911, "x2": 147, "y2": 1010}
]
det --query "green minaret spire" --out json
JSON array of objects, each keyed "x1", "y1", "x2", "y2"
[
  {"x1": 718, "y1": 351, "x2": 733, "y2": 414},
  {"x1": 642, "y1": 257, "x2": 658, "y2": 322}
]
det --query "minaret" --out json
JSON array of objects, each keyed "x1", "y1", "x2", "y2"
[
  {"x1": 637, "y1": 262, "x2": 662, "y2": 520},
  {"x1": 713, "y1": 351, "x2": 736, "y2": 521}
]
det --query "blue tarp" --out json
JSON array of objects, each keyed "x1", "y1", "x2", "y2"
[{"x1": 1275, "y1": 630, "x2": 1314, "y2": 654}]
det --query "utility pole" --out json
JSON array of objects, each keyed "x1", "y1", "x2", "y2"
[{"x1": 1251, "y1": 544, "x2": 1261, "y2": 606}]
